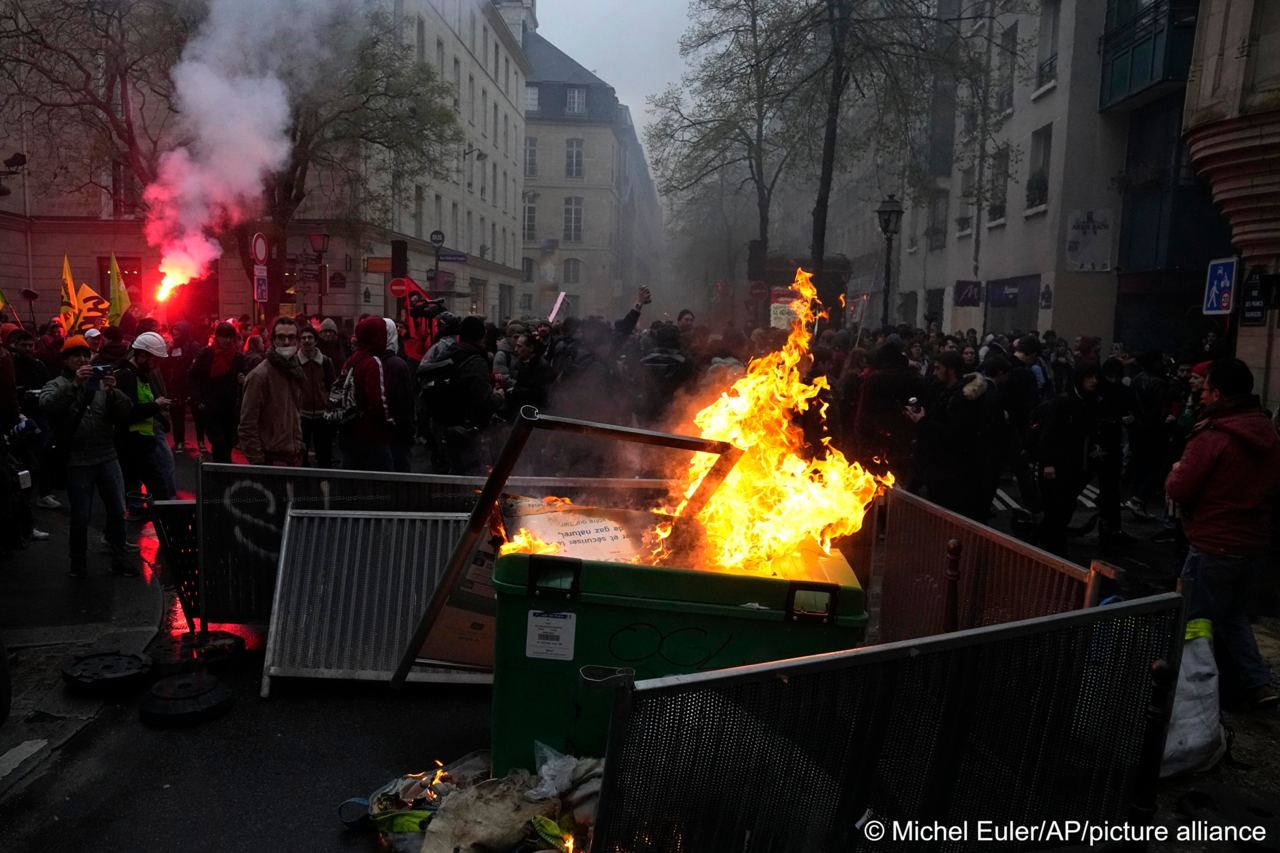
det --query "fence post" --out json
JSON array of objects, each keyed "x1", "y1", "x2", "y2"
[
  {"x1": 1129, "y1": 658, "x2": 1176, "y2": 836},
  {"x1": 943, "y1": 539, "x2": 962, "y2": 633}
]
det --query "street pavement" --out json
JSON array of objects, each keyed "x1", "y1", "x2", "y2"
[{"x1": 2, "y1": 444, "x2": 1274, "y2": 850}]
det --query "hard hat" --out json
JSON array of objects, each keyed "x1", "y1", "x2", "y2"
[{"x1": 131, "y1": 331, "x2": 169, "y2": 358}]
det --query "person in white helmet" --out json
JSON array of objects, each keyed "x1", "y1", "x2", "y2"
[{"x1": 114, "y1": 331, "x2": 174, "y2": 512}]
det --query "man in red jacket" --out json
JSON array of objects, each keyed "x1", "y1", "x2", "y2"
[
  {"x1": 1166, "y1": 358, "x2": 1280, "y2": 709},
  {"x1": 340, "y1": 316, "x2": 395, "y2": 472}
]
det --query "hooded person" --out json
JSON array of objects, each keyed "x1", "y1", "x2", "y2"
[
  {"x1": 1031, "y1": 363, "x2": 1101, "y2": 555},
  {"x1": 237, "y1": 316, "x2": 305, "y2": 467},
  {"x1": 188, "y1": 322, "x2": 245, "y2": 463},
  {"x1": 339, "y1": 316, "x2": 395, "y2": 472},
  {"x1": 906, "y1": 350, "x2": 995, "y2": 519},
  {"x1": 852, "y1": 337, "x2": 926, "y2": 484},
  {"x1": 114, "y1": 331, "x2": 174, "y2": 509},
  {"x1": 1166, "y1": 359, "x2": 1280, "y2": 708},
  {"x1": 427, "y1": 315, "x2": 503, "y2": 475},
  {"x1": 317, "y1": 317, "x2": 349, "y2": 366},
  {"x1": 382, "y1": 317, "x2": 416, "y2": 472}
]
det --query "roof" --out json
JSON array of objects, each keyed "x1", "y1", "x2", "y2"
[{"x1": 522, "y1": 30, "x2": 611, "y2": 88}]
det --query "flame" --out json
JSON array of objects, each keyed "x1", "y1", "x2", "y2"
[
  {"x1": 564, "y1": 835, "x2": 575, "y2": 853},
  {"x1": 155, "y1": 254, "x2": 202, "y2": 302},
  {"x1": 499, "y1": 528, "x2": 564, "y2": 556},
  {"x1": 656, "y1": 269, "x2": 891, "y2": 577}
]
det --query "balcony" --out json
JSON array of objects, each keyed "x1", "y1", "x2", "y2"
[{"x1": 1099, "y1": 0, "x2": 1198, "y2": 111}]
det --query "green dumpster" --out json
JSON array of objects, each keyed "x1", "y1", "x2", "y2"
[{"x1": 490, "y1": 547, "x2": 866, "y2": 775}]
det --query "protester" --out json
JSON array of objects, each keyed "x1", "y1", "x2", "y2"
[
  {"x1": 340, "y1": 316, "x2": 396, "y2": 472},
  {"x1": 39, "y1": 336, "x2": 135, "y2": 577},
  {"x1": 1094, "y1": 357, "x2": 1135, "y2": 550},
  {"x1": 114, "y1": 331, "x2": 174, "y2": 509},
  {"x1": 317, "y1": 317, "x2": 349, "y2": 366},
  {"x1": 238, "y1": 316, "x2": 304, "y2": 467},
  {"x1": 383, "y1": 318, "x2": 416, "y2": 472},
  {"x1": 853, "y1": 338, "x2": 924, "y2": 485},
  {"x1": 1031, "y1": 364, "x2": 1100, "y2": 555},
  {"x1": 188, "y1": 322, "x2": 245, "y2": 463},
  {"x1": 1166, "y1": 359, "x2": 1280, "y2": 709},
  {"x1": 163, "y1": 321, "x2": 199, "y2": 452},
  {"x1": 427, "y1": 315, "x2": 503, "y2": 475},
  {"x1": 297, "y1": 324, "x2": 337, "y2": 468}
]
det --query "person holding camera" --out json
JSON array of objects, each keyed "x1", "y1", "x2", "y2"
[{"x1": 39, "y1": 336, "x2": 135, "y2": 577}]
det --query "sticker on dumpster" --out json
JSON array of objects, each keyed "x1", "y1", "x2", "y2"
[{"x1": 527, "y1": 611, "x2": 577, "y2": 661}]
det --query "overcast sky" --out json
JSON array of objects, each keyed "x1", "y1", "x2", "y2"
[{"x1": 535, "y1": 0, "x2": 690, "y2": 144}]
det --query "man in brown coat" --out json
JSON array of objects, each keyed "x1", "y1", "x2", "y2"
[{"x1": 238, "y1": 316, "x2": 304, "y2": 466}]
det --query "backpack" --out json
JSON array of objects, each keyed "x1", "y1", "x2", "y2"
[
  {"x1": 324, "y1": 366, "x2": 361, "y2": 425},
  {"x1": 417, "y1": 351, "x2": 483, "y2": 425}
]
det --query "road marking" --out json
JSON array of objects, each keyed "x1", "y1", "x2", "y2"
[
  {"x1": 1078, "y1": 495, "x2": 1096, "y2": 509},
  {"x1": 0, "y1": 739, "x2": 48, "y2": 782},
  {"x1": 996, "y1": 489, "x2": 1023, "y2": 513},
  {"x1": 1082, "y1": 485, "x2": 1099, "y2": 498}
]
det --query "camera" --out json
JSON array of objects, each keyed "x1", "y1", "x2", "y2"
[
  {"x1": 92, "y1": 365, "x2": 111, "y2": 378},
  {"x1": 408, "y1": 295, "x2": 447, "y2": 320},
  {"x1": 906, "y1": 396, "x2": 922, "y2": 414}
]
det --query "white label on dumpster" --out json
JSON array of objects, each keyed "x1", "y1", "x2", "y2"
[{"x1": 526, "y1": 611, "x2": 576, "y2": 661}]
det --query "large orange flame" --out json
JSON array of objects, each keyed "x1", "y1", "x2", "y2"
[
  {"x1": 498, "y1": 528, "x2": 564, "y2": 556},
  {"x1": 655, "y1": 268, "x2": 891, "y2": 577},
  {"x1": 155, "y1": 255, "x2": 202, "y2": 302}
]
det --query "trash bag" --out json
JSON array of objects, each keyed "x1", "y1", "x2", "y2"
[
  {"x1": 526, "y1": 741, "x2": 578, "y2": 802},
  {"x1": 1161, "y1": 619, "x2": 1227, "y2": 777}
]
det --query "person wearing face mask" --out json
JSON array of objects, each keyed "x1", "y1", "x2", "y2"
[
  {"x1": 237, "y1": 316, "x2": 305, "y2": 467},
  {"x1": 113, "y1": 331, "x2": 174, "y2": 510},
  {"x1": 188, "y1": 322, "x2": 245, "y2": 463}
]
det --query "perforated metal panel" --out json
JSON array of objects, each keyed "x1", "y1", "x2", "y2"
[
  {"x1": 879, "y1": 488, "x2": 1091, "y2": 642},
  {"x1": 151, "y1": 500, "x2": 199, "y2": 632},
  {"x1": 593, "y1": 594, "x2": 1183, "y2": 853},
  {"x1": 261, "y1": 510, "x2": 478, "y2": 695}
]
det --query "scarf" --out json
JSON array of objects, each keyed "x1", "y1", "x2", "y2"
[{"x1": 267, "y1": 348, "x2": 305, "y2": 382}]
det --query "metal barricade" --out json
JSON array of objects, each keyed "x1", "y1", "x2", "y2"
[
  {"x1": 196, "y1": 462, "x2": 671, "y2": 624},
  {"x1": 261, "y1": 510, "x2": 481, "y2": 695},
  {"x1": 151, "y1": 499, "x2": 199, "y2": 632},
  {"x1": 592, "y1": 593, "x2": 1183, "y2": 853},
  {"x1": 878, "y1": 488, "x2": 1117, "y2": 643}
]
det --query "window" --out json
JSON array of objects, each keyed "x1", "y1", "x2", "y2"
[
  {"x1": 563, "y1": 258, "x2": 582, "y2": 284},
  {"x1": 491, "y1": 222, "x2": 497, "y2": 258},
  {"x1": 988, "y1": 145, "x2": 1009, "y2": 220},
  {"x1": 470, "y1": 10, "x2": 476, "y2": 51},
  {"x1": 523, "y1": 200, "x2": 536, "y2": 241},
  {"x1": 520, "y1": 291, "x2": 534, "y2": 311},
  {"x1": 436, "y1": 39, "x2": 445, "y2": 73},
  {"x1": 525, "y1": 136, "x2": 537, "y2": 177},
  {"x1": 481, "y1": 89, "x2": 488, "y2": 135},
  {"x1": 416, "y1": 17, "x2": 425, "y2": 63},
  {"x1": 501, "y1": 229, "x2": 507, "y2": 267},
  {"x1": 413, "y1": 185, "x2": 424, "y2": 238},
  {"x1": 525, "y1": 84, "x2": 539, "y2": 111},
  {"x1": 468, "y1": 76, "x2": 475, "y2": 123},
  {"x1": 565, "y1": 139, "x2": 584, "y2": 178},
  {"x1": 493, "y1": 43, "x2": 499, "y2": 79},
  {"x1": 482, "y1": 26, "x2": 488, "y2": 65},
  {"x1": 502, "y1": 170, "x2": 508, "y2": 212},
  {"x1": 451, "y1": 202, "x2": 459, "y2": 247},
  {"x1": 566, "y1": 87, "x2": 586, "y2": 114},
  {"x1": 466, "y1": 211, "x2": 473, "y2": 252},
  {"x1": 563, "y1": 197, "x2": 583, "y2": 242},
  {"x1": 452, "y1": 60, "x2": 461, "y2": 107},
  {"x1": 480, "y1": 216, "x2": 487, "y2": 256},
  {"x1": 522, "y1": 258, "x2": 535, "y2": 282},
  {"x1": 492, "y1": 163, "x2": 498, "y2": 207},
  {"x1": 958, "y1": 166, "x2": 975, "y2": 232},
  {"x1": 1027, "y1": 124, "x2": 1052, "y2": 208},
  {"x1": 96, "y1": 255, "x2": 141, "y2": 295},
  {"x1": 505, "y1": 57, "x2": 510, "y2": 95},
  {"x1": 480, "y1": 158, "x2": 487, "y2": 198},
  {"x1": 927, "y1": 192, "x2": 949, "y2": 250},
  {"x1": 1036, "y1": 0, "x2": 1060, "y2": 87},
  {"x1": 503, "y1": 114, "x2": 509, "y2": 156},
  {"x1": 434, "y1": 194, "x2": 443, "y2": 234},
  {"x1": 492, "y1": 104, "x2": 498, "y2": 145},
  {"x1": 996, "y1": 23, "x2": 1017, "y2": 113}
]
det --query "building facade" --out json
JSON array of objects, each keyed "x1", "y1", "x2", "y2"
[
  {"x1": 500, "y1": 1, "x2": 661, "y2": 320},
  {"x1": 1183, "y1": 0, "x2": 1280, "y2": 409},
  {"x1": 0, "y1": 0, "x2": 528, "y2": 328}
]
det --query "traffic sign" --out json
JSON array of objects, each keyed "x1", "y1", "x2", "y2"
[
  {"x1": 253, "y1": 264, "x2": 268, "y2": 303},
  {"x1": 1203, "y1": 256, "x2": 1237, "y2": 315},
  {"x1": 438, "y1": 251, "x2": 468, "y2": 263},
  {"x1": 389, "y1": 277, "x2": 420, "y2": 298},
  {"x1": 429, "y1": 230, "x2": 446, "y2": 247},
  {"x1": 1242, "y1": 267, "x2": 1267, "y2": 327},
  {"x1": 365, "y1": 256, "x2": 393, "y2": 274},
  {"x1": 251, "y1": 232, "x2": 268, "y2": 265}
]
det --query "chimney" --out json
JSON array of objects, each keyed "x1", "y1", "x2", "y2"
[{"x1": 496, "y1": 0, "x2": 537, "y2": 40}]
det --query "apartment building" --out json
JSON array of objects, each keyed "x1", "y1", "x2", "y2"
[
  {"x1": 499, "y1": 1, "x2": 661, "y2": 320},
  {"x1": 0, "y1": 0, "x2": 527, "y2": 326}
]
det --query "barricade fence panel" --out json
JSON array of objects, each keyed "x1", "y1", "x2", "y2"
[
  {"x1": 150, "y1": 500, "x2": 199, "y2": 632},
  {"x1": 879, "y1": 489, "x2": 1090, "y2": 643},
  {"x1": 593, "y1": 594, "x2": 1183, "y2": 853},
  {"x1": 196, "y1": 463, "x2": 672, "y2": 624},
  {"x1": 261, "y1": 510, "x2": 481, "y2": 694}
]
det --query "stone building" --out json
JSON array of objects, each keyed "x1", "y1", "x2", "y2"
[
  {"x1": 0, "y1": 0, "x2": 527, "y2": 328},
  {"x1": 1183, "y1": 0, "x2": 1280, "y2": 409},
  {"x1": 499, "y1": 0, "x2": 662, "y2": 320}
]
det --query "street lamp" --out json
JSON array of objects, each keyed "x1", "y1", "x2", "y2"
[
  {"x1": 307, "y1": 230, "x2": 330, "y2": 316},
  {"x1": 876, "y1": 193, "x2": 904, "y2": 330}
]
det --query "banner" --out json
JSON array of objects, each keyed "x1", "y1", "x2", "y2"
[
  {"x1": 59, "y1": 255, "x2": 78, "y2": 331},
  {"x1": 107, "y1": 253, "x2": 130, "y2": 326},
  {"x1": 74, "y1": 282, "x2": 110, "y2": 330}
]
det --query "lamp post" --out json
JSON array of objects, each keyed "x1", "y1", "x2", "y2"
[
  {"x1": 308, "y1": 230, "x2": 330, "y2": 317},
  {"x1": 876, "y1": 193, "x2": 904, "y2": 330}
]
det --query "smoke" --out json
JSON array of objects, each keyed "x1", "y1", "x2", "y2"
[{"x1": 143, "y1": 0, "x2": 357, "y2": 295}]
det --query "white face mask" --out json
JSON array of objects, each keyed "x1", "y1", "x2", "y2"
[{"x1": 275, "y1": 345, "x2": 298, "y2": 359}]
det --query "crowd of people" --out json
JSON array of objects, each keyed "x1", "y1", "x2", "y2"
[{"x1": 1, "y1": 289, "x2": 1276, "y2": 706}]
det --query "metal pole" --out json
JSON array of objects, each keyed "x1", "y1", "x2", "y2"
[
  {"x1": 880, "y1": 233, "x2": 894, "y2": 330},
  {"x1": 943, "y1": 538, "x2": 961, "y2": 633}
]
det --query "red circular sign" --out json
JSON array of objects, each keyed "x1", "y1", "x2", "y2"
[
  {"x1": 388, "y1": 277, "x2": 408, "y2": 298},
  {"x1": 251, "y1": 232, "x2": 269, "y2": 265}
]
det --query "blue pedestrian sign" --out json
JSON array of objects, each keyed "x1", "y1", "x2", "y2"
[{"x1": 1203, "y1": 256, "x2": 1238, "y2": 315}]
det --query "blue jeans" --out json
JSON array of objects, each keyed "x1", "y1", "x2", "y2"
[
  {"x1": 1181, "y1": 548, "x2": 1272, "y2": 690},
  {"x1": 66, "y1": 460, "x2": 127, "y2": 569}
]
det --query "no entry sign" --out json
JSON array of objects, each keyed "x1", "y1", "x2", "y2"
[{"x1": 388, "y1": 277, "x2": 409, "y2": 298}]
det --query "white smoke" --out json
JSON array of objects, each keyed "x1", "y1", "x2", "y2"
[{"x1": 143, "y1": 0, "x2": 355, "y2": 288}]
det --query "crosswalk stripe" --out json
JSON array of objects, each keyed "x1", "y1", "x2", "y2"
[
  {"x1": 1078, "y1": 495, "x2": 1096, "y2": 509},
  {"x1": 1082, "y1": 485, "x2": 1099, "y2": 498}
]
